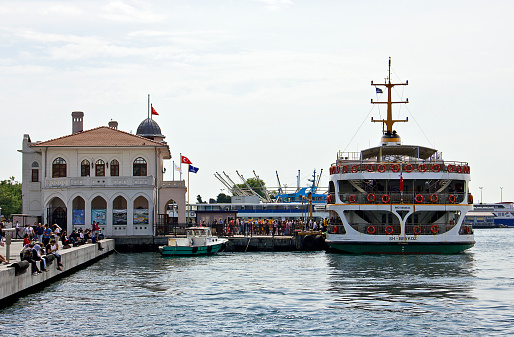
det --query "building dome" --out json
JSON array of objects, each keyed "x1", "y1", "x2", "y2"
[{"x1": 136, "y1": 118, "x2": 165, "y2": 139}]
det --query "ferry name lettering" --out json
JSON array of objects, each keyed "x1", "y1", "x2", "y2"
[{"x1": 389, "y1": 236, "x2": 418, "y2": 241}]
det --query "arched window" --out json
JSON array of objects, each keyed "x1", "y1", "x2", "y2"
[
  {"x1": 133, "y1": 157, "x2": 147, "y2": 176},
  {"x1": 110, "y1": 159, "x2": 120, "y2": 177},
  {"x1": 31, "y1": 161, "x2": 39, "y2": 168},
  {"x1": 52, "y1": 157, "x2": 66, "y2": 178},
  {"x1": 81, "y1": 160, "x2": 90, "y2": 177},
  {"x1": 95, "y1": 159, "x2": 105, "y2": 177}
]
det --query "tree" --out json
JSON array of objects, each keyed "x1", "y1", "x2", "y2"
[
  {"x1": 208, "y1": 198, "x2": 216, "y2": 204},
  {"x1": 216, "y1": 193, "x2": 231, "y2": 203},
  {"x1": 236, "y1": 177, "x2": 268, "y2": 199},
  {"x1": 196, "y1": 195, "x2": 206, "y2": 204},
  {"x1": 0, "y1": 177, "x2": 22, "y2": 219}
]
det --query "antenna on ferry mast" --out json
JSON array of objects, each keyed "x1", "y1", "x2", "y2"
[{"x1": 370, "y1": 57, "x2": 409, "y2": 145}]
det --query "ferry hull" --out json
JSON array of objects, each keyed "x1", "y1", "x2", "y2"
[
  {"x1": 159, "y1": 242, "x2": 225, "y2": 257},
  {"x1": 326, "y1": 241, "x2": 475, "y2": 255}
]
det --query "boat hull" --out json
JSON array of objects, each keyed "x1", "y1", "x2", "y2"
[
  {"x1": 159, "y1": 242, "x2": 225, "y2": 257},
  {"x1": 326, "y1": 241, "x2": 475, "y2": 255}
]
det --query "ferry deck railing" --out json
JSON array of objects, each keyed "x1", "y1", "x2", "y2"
[{"x1": 327, "y1": 192, "x2": 469, "y2": 205}]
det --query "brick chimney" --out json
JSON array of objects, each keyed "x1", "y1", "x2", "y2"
[
  {"x1": 108, "y1": 120, "x2": 118, "y2": 129},
  {"x1": 72, "y1": 111, "x2": 84, "y2": 134}
]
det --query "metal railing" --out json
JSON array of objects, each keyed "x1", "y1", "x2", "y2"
[
  {"x1": 329, "y1": 162, "x2": 470, "y2": 175},
  {"x1": 329, "y1": 223, "x2": 457, "y2": 235},
  {"x1": 330, "y1": 192, "x2": 468, "y2": 205}
]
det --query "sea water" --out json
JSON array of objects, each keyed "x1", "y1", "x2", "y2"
[{"x1": 1, "y1": 229, "x2": 513, "y2": 336}]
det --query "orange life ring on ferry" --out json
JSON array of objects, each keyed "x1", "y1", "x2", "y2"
[
  {"x1": 469, "y1": 194, "x2": 473, "y2": 204},
  {"x1": 430, "y1": 224, "x2": 439, "y2": 234},
  {"x1": 430, "y1": 194, "x2": 439, "y2": 203},
  {"x1": 432, "y1": 164, "x2": 441, "y2": 172},
  {"x1": 385, "y1": 226, "x2": 394, "y2": 235},
  {"x1": 378, "y1": 164, "x2": 386, "y2": 173},
  {"x1": 351, "y1": 165, "x2": 359, "y2": 173},
  {"x1": 465, "y1": 165, "x2": 470, "y2": 174},
  {"x1": 413, "y1": 226, "x2": 422, "y2": 235},
  {"x1": 367, "y1": 193, "x2": 375, "y2": 202},
  {"x1": 327, "y1": 194, "x2": 333, "y2": 203},
  {"x1": 366, "y1": 164, "x2": 375, "y2": 172},
  {"x1": 381, "y1": 194, "x2": 390, "y2": 203},
  {"x1": 464, "y1": 226, "x2": 471, "y2": 234},
  {"x1": 447, "y1": 164, "x2": 454, "y2": 173},
  {"x1": 336, "y1": 166, "x2": 340, "y2": 174},
  {"x1": 415, "y1": 194, "x2": 424, "y2": 203},
  {"x1": 448, "y1": 194, "x2": 456, "y2": 204},
  {"x1": 456, "y1": 165, "x2": 462, "y2": 173},
  {"x1": 349, "y1": 194, "x2": 357, "y2": 203},
  {"x1": 418, "y1": 164, "x2": 427, "y2": 172},
  {"x1": 404, "y1": 164, "x2": 414, "y2": 172},
  {"x1": 366, "y1": 225, "x2": 376, "y2": 234},
  {"x1": 391, "y1": 164, "x2": 400, "y2": 173},
  {"x1": 342, "y1": 165, "x2": 349, "y2": 173},
  {"x1": 333, "y1": 225, "x2": 338, "y2": 234}
]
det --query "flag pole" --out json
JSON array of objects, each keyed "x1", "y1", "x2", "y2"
[
  {"x1": 187, "y1": 168, "x2": 190, "y2": 206},
  {"x1": 172, "y1": 160, "x2": 175, "y2": 181},
  {"x1": 179, "y1": 153, "x2": 182, "y2": 181},
  {"x1": 148, "y1": 94, "x2": 150, "y2": 120}
]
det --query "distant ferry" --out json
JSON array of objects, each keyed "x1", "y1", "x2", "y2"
[
  {"x1": 325, "y1": 58, "x2": 475, "y2": 254},
  {"x1": 187, "y1": 201, "x2": 328, "y2": 221},
  {"x1": 473, "y1": 202, "x2": 514, "y2": 227}
]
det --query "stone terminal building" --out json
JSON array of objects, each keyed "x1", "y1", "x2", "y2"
[{"x1": 20, "y1": 111, "x2": 186, "y2": 237}]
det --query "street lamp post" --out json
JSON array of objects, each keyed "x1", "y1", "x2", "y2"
[{"x1": 479, "y1": 187, "x2": 483, "y2": 204}]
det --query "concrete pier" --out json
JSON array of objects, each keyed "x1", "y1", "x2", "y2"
[{"x1": 0, "y1": 239, "x2": 114, "y2": 304}]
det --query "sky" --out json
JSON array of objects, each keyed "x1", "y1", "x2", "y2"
[{"x1": 0, "y1": 0, "x2": 513, "y2": 204}]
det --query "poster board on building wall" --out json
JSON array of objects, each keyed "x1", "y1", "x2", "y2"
[
  {"x1": 72, "y1": 209, "x2": 85, "y2": 225},
  {"x1": 91, "y1": 209, "x2": 107, "y2": 225},
  {"x1": 133, "y1": 209, "x2": 149, "y2": 224},
  {"x1": 113, "y1": 209, "x2": 127, "y2": 225}
]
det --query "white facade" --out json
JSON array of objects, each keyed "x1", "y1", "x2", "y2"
[{"x1": 20, "y1": 114, "x2": 187, "y2": 236}]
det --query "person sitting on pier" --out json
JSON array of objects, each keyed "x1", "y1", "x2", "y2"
[
  {"x1": 46, "y1": 239, "x2": 63, "y2": 271},
  {"x1": 21, "y1": 243, "x2": 41, "y2": 275},
  {"x1": 0, "y1": 253, "x2": 8, "y2": 265},
  {"x1": 32, "y1": 244, "x2": 48, "y2": 272},
  {"x1": 69, "y1": 230, "x2": 80, "y2": 246}
]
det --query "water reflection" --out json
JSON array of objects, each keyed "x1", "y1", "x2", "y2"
[{"x1": 326, "y1": 253, "x2": 476, "y2": 313}]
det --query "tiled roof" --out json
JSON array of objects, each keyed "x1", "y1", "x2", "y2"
[{"x1": 31, "y1": 127, "x2": 171, "y2": 157}]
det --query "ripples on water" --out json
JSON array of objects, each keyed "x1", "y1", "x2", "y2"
[{"x1": 1, "y1": 229, "x2": 513, "y2": 336}]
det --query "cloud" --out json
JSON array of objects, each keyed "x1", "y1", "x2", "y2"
[
  {"x1": 100, "y1": 1, "x2": 166, "y2": 23},
  {"x1": 251, "y1": 0, "x2": 293, "y2": 11}
]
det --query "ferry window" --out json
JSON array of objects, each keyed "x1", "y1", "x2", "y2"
[
  {"x1": 52, "y1": 157, "x2": 66, "y2": 178},
  {"x1": 81, "y1": 160, "x2": 90, "y2": 177},
  {"x1": 133, "y1": 157, "x2": 147, "y2": 176}
]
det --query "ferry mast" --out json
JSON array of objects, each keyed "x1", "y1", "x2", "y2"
[{"x1": 370, "y1": 57, "x2": 409, "y2": 144}]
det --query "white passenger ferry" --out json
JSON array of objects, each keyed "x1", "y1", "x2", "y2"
[{"x1": 325, "y1": 59, "x2": 475, "y2": 254}]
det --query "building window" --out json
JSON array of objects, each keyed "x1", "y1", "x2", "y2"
[
  {"x1": 133, "y1": 157, "x2": 147, "y2": 176},
  {"x1": 95, "y1": 159, "x2": 105, "y2": 177},
  {"x1": 110, "y1": 159, "x2": 119, "y2": 176},
  {"x1": 32, "y1": 169, "x2": 39, "y2": 182},
  {"x1": 52, "y1": 157, "x2": 66, "y2": 178},
  {"x1": 31, "y1": 161, "x2": 39, "y2": 168},
  {"x1": 81, "y1": 160, "x2": 90, "y2": 177}
]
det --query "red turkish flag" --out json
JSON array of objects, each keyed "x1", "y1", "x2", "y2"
[
  {"x1": 151, "y1": 105, "x2": 159, "y2": 115},
  {"x1": 399, "y1": 172, "x2": 404, "y2": 192},
  {"x1": 181, "y1": 155, "x2": 192, "y2": 164}
]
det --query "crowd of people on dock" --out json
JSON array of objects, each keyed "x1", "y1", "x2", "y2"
[
  {"x1": 206, "y1": 218, "x2": 327, "y2": 236},
  {"x1": 0, "y1": 221, "x2": 104, "y2": 273}
]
